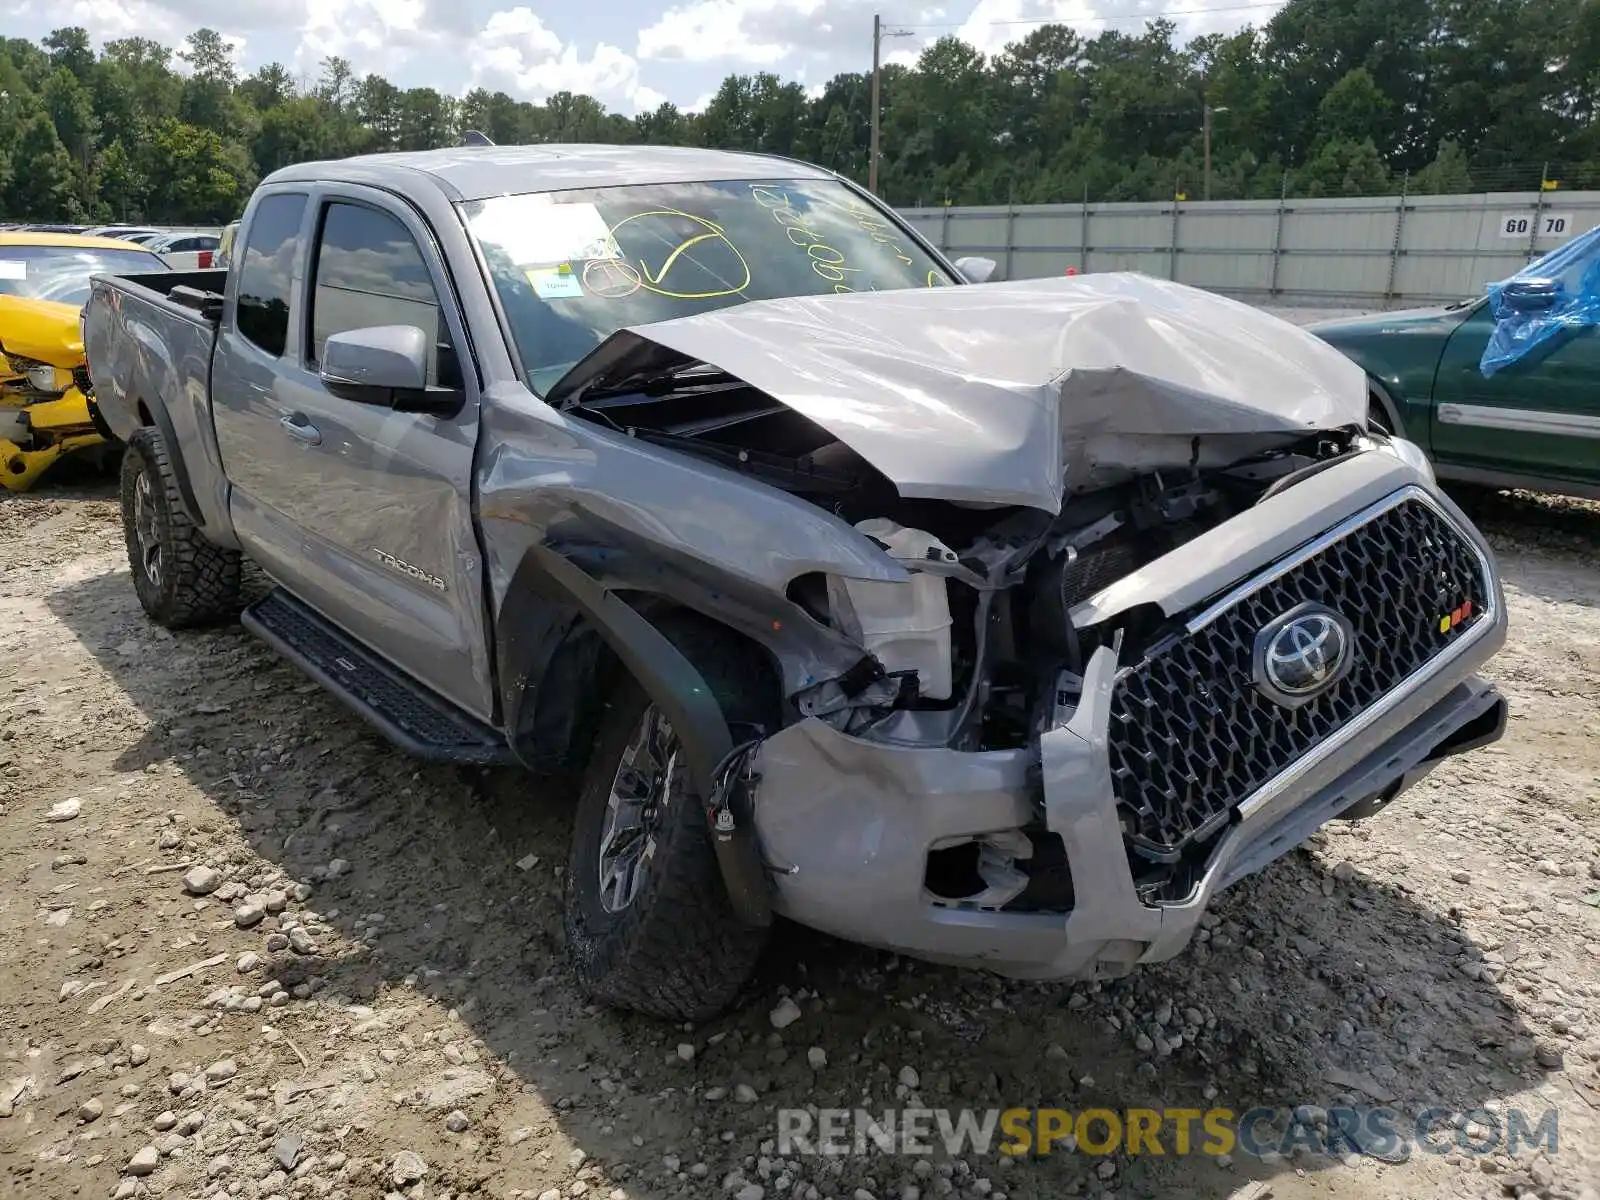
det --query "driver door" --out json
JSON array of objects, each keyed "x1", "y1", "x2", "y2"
[{"x1": 212, "y1": 186, "x2": 495, "y2": 720}]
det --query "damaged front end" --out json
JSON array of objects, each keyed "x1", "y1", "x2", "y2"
[{"x1": 509, "y1": 273, "x2": 1509, "y2": 979}]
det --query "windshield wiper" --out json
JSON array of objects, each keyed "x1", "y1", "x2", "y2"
[{"x1": 575, "y1": 362, "x2": 742, "y2": 404}]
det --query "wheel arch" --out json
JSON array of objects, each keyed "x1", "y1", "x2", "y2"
[
  {"x1": 495, "y1": 543, "x2": 784, "y2": 788},
  {"x1": 131, "y1": 394, "x2": 206, "y2": 527},
  {"x1": 1366, "y1": 376, "x2": 1409, "y2": 439}
]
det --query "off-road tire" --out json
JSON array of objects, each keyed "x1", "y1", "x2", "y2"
[
  {"x1": 564, "y1": 623, "x2": 775, "y2": 1021},
  {"x1": 120, "y1": 426, "x2": 241, "y2": 628}
]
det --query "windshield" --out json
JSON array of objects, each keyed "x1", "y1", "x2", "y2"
[
  {"x1": 0, "y1": 245, "x2": 170, "y2": 307},
  {"x1": 461, "y1": 177, "x2": 955, "y2": 394}
]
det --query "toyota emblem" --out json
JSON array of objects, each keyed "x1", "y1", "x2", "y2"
[{"x1": 1252, "y1": 604, "x2": 1357, "y2": 708}]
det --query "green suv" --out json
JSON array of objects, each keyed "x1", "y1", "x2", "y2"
[{"x1": 1310, "y1": 230, "x2": 1600, "y2": 502}]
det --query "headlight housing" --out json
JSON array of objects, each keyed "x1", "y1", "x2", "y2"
[{"x1": 3, "y1": 353, "x2": 70, "y2": 395}]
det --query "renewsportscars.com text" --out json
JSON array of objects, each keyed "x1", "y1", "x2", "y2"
[{"x1": 776, "y1": 1106, "x2": 1560, "y2": 1161}]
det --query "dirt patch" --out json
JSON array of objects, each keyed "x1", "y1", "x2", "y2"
[{"x1": 2, "y1": 482, "x2": 1598, "y2": 1200}]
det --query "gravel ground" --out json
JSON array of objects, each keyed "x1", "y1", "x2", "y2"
[{"x1": 2, "y1": 475, "x2": 1599, "y2": 1200}]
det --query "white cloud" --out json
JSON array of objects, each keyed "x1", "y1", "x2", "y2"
[
  {"x1": 6, "y1": 0, "x2": 278, "y2": 50},
  {"x1": 633, "y1": 84, "x2": 669, "y2": 112},
  {"x1": 637, "y1": 0, "x2": 893, "y2": 67},
  {"x1": 952, "y1": 0, "x2": 1285, "y2": 59},
  {"x1": 639, "y1": 0, "x2": 811, "y2": 65},
  {"x1": 294, "y1": 0, "x2": 434, "y2": 78},
  {"x1": 467, "y1": 7, "x2": 663, "y2": 115}
]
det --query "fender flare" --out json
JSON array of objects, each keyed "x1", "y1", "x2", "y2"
[
  {"x1": 498, "y1": 543, "x2": 735, "y2": 792},
  {"x1": 496, "y1": 542, "x2": 773, "y2": 927},
  {"x1": 135, "y1": 394, "x2": 206, "y2": 528}
]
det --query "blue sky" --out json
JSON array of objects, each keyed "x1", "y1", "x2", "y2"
[{"x1": 1, "y1": 0, "x2": 1288, "y2": 115}]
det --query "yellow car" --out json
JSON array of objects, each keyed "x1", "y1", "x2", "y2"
[{"x1": 1, "y1": 232, "x2": 171, "y2": 491}]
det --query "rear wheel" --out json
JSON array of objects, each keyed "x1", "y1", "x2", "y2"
[
  {"x1": 563, "y1": 624, "x2": 775, "y2": 1021},
  {"x1": 120, "y1": 426, "x2": 241, "y2": 628}
]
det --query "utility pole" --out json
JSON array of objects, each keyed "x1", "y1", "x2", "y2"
[
  {"x1": 869, "y1": 15, "x2": 914, "y2": 196},
  {"x1": 1202, "y1": 104, "x2": 1229, "y2": 201},
  {"x1": 870, "y1": 14, "x2": 882, "y2": 196}
]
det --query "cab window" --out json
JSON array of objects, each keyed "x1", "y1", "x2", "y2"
[
  {"x1": 235, "y1": 193, "x2": 308, "y2": 357},
  {"x1": 307, "y1": 201, "x2": 457, "y2": 388}
]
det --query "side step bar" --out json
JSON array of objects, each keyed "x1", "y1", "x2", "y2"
[{"x1": 241, "y1": 589, "x2": 516, "y2": 767}]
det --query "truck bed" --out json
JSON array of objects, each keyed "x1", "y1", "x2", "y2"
[
  {"x1": 81, "y1": 267, "x2": 227, "y2": 475},
  {"x1": 102, "y1": 268, "x2": 229, "y2": 328}
]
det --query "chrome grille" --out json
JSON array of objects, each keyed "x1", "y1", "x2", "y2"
[{"x1": 1106, "y1": 493, "x2": 1488, "y2": 858}]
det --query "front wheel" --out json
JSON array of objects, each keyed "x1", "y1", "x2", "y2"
[
  {"x1": 564, "y1": 637, "x2": 773, "y2": 1021},
  {"x1": 120, "y1": 426, "x2": 241, "y2": 628}
]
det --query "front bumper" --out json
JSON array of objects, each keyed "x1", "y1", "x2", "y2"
[
  {"x1": 0, "y1": 385, "x2": 107, "y2": 491},
  {"x1": 748, "y1": 482, "x2": 1509, "y2": 980}
]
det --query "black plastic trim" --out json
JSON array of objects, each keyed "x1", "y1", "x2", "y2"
[
  {"x1": 243, "y1": 589, "x2": 515, "y2": 766},
  {"x1": 137, "y1": 399, "x2": 205, "y2": 527},
  {"x1": 513, "y1": 544, "x2": 735, "y2": 792},
  {"x1": 498, "y1": 543, "x2": 773, "y2": 927}
]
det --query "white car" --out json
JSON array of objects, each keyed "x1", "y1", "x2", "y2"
[{"x1": 146, "y1": 231, "x2": 223, "y2": 269}]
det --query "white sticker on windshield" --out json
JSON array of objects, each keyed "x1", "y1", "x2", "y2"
[
  {"x1": 527, "y1": 265, "x2": 585, "y2": 300},
  {"x1": 0, "y1": 260, "x2": 26, "y2": 280},
  {"x1": 475, "y1": 200, "x2": 616, "y2": 267}
]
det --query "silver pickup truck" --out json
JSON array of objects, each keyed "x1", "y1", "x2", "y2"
[{"x1": 83, "y1": 144, "x2": 1510, "y2": 1021}]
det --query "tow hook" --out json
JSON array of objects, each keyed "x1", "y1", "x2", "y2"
[{"x1": 706, "y1": 739, "x2": 773, "y2": 928}]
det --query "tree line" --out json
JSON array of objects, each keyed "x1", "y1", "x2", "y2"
[{"x1": 2, "y1": 0, "x2": 1598, "y2": 225}]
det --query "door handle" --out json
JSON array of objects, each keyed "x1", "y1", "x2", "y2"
[{"x1": 279, "y1": 413, "x2": 322, "y2": 446}]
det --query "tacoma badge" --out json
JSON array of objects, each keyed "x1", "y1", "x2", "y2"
[{"x1": 372, "y1": 549, "x2": 447, "y2": 592}]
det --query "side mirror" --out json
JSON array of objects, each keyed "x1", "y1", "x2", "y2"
[
  {"x1": 320, "y1": 324, "x2": 429, "y2": 392},
  {"x1": 318, "y1": 324, "x2": 460, "y2": 414},
  {"x1": 1500, "y1": 277, "x2": 1563, "y2": 313},
  {"x1": 953, "y1": 255, "x2": 998, "y2": 284}
]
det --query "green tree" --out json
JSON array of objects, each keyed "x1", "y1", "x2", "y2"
[
  {"x1": 3, "y1": 111, "x2": 79, "y2": 219},
  {"x1": 143, "y1": 117, "x2": 254, "y2": 221},
  {"x1": 1296, "y1": 136, "x2": 1391, "y2": 196},
  {"x1": 1412, "y1": 138, "x2": 1475, "y2": 193},
  {"x1": 254, "y1": 97, "x2": 332, "y2": 175},
  {"x1": 1316, "y1": 68, "x2": 1390, "y2": 147},
  {"x1": 43, "y1": 26, "x2": 96, "y2": 81},
  {"x1": 177, "y1": 28, "x2": 241, "y2": 135}
]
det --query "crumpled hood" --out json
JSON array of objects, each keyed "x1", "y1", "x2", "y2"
[
  {"x1": 549, "y1": 272, "x2": 1368, "y2": 513},
  {"x1": 0, "y1": 295, "x2": 85, "y2": 368}
]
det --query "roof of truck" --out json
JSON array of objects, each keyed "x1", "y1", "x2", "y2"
[{"x1": 261, "y1": 143, "x2": 837, "y2": 203}]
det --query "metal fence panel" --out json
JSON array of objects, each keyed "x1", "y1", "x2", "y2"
[{"x1": 900, "y1": 189, "x2": 1600, "y2": 308}]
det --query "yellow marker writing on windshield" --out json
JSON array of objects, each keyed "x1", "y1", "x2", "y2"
[{"x1": 610, "y1": 209, "x2": 750, "y2": 300}]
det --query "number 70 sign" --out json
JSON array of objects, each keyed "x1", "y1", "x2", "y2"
[{"x1": 1498, "y1": 212, "x2": 1574, "y2": 239}]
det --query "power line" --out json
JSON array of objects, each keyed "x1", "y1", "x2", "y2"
[{"x1": 898, "y1": 1, "x2": 1287, "y2": 30}]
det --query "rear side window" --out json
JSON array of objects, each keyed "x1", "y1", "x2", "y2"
[
  {"x1": 236, "y1": 193, "x2": 307, "y2": 357},
  {"x1": 309, "y1": 201, "x2": 450, "y2": 385}
]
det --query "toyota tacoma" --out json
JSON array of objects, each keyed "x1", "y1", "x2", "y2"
[{"x1": 82, "y1": 144, "x2": 1510, "y2": 1020}]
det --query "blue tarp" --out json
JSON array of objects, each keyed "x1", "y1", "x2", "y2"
[{"x1": 1481, "y1": 222, "x2": 1600, "y2": 375}]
